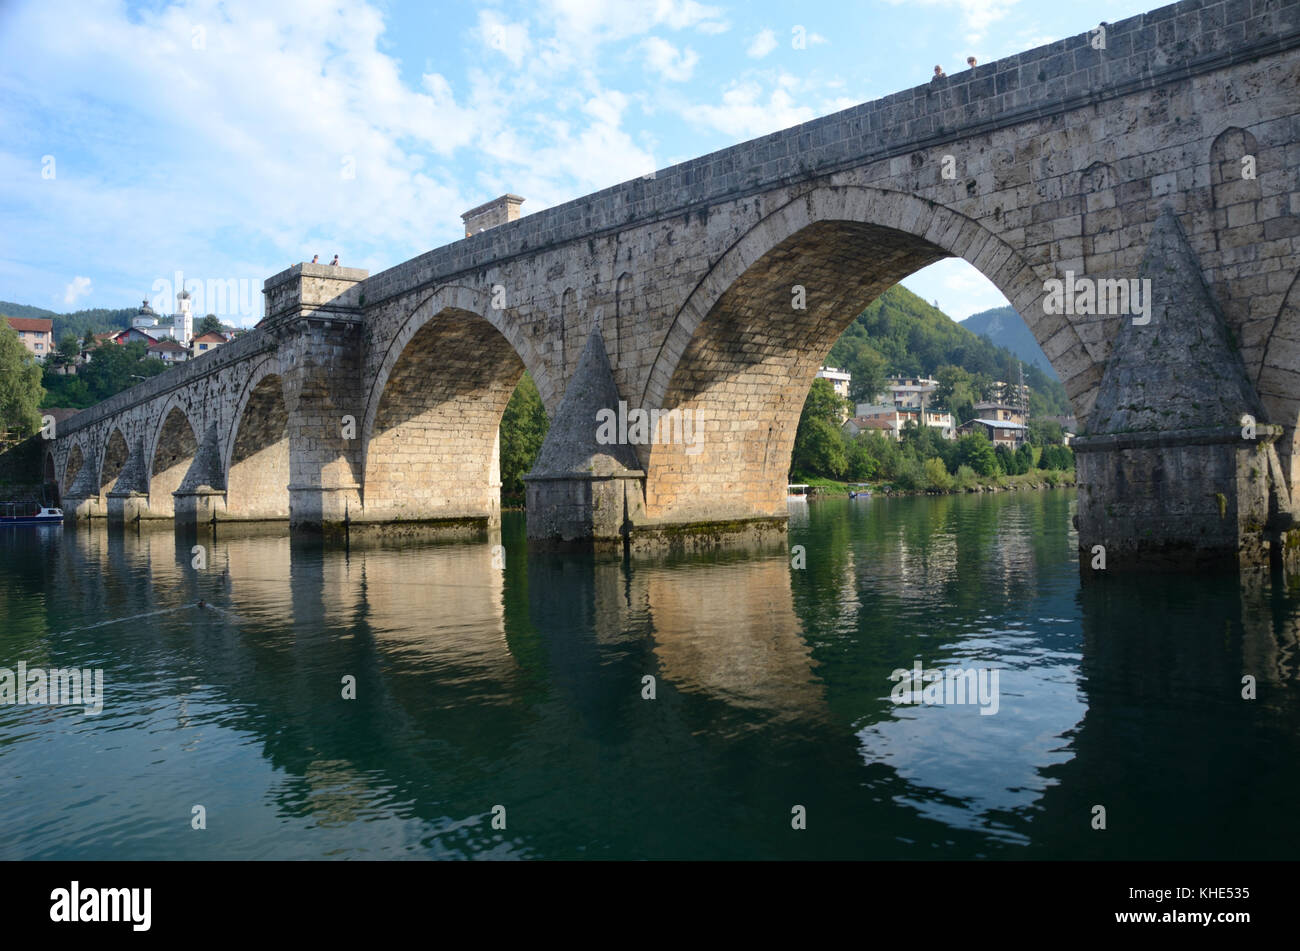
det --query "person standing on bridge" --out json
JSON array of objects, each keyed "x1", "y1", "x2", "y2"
[
  {"x1": 933, "y1": 65, "x2": 945, "y2": 78},
  {"x1": 330, "y1": 254, "x2": 339, "y2": 266},
  {"x1": 311, "y1": 254, "x2": 319, "y2": 264}
]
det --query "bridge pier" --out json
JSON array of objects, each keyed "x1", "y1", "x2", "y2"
[
  {"x1": 524, "y1": 327, "x2": 785, "y2": 552},
  {"x1": 62, "y1": 449, "x2": 103, "y2": 520},
  {"x1": 106, "y1": 436, "x2": 152, "y2": 526},
  {"x1": 172, "y1": 425, "x2": 227, "y2": 529},
  {"x1": 264, "y1": 263, "x2": 368, "y2": 536},
  {"x1": 525, "y1": 329, "x2": 647, "y2": 550},
  {"x1": 173, "y1": 488, "x2": 227, "y2": 529},
  {"x1": 1075, "y1": 210, "x2": 1299, "y2": 573}
]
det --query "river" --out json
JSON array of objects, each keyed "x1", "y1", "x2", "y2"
[{"x1": 2, "y1": 489, "x2": 1298, "y2": 859}]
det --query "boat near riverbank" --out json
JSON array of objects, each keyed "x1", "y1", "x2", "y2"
[{"x1": 0, "y1": 503, "x2": 63, "y2": 526}]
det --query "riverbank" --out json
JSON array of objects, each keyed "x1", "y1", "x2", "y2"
[{"x1": 798, "y1": 469, "x2": 1076, "y2": 498}]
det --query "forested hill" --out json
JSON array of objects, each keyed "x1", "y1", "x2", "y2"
[
  {"x1": 825, "y1": 285, "x2": 1070, "y2": 417},
  {"x1": 961, "y1": 304, "x2": 1057, "y2": 379},
  {"x1": 0, "y1": 301, "x2": 137, "y2": 343}
]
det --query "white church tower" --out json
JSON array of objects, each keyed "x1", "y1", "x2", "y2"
[{"x1": 175, "y1": 287, "x2": 193, "y2": 345}]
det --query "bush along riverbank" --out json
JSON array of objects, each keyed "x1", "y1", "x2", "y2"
[
  {"x1": 789, "y1": 375, "x2": 1077, "y2": 498},
  {"x1": 797, "y1": 467, "x2": 1076, "y2": 499}
]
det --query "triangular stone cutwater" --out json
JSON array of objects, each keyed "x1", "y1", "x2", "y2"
[
  {"x1": 1088, "y1": 205, "x2": 1265, "y2": 437},
  {"x1": 529, "y1": 327, "x2": 640, "y2": 478}
]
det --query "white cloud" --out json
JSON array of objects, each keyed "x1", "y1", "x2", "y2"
[
  {"x1": 642, "y1": 36, "x2": 699, "y2": 81},
  {"x1": 881, "y1": 0, "x2": 1021, "y2": 43},
  {"x1": 0, "y1": 0, "x2": 487, "y2": 302},
  {"x1": 747, "y1": 29, "x2": 778, "y2": 59},
  {"x1": 681, "y1": 76, "x2": 818, "y2": 138},
  {"x1": 476, "y1": 11, "x2": 533, "y2": 69},
  {"x1": 901, "y1": 259, "x2": 1010, "y2": 321},
  {"x1": 542, "y1": 0, "x2": 727, "y2": 44},
  {"x1": 63, "y1": 275, "x2": 92, "y2": 307}
]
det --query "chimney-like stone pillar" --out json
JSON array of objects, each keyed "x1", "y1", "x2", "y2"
[{"x1": 461, "y1": 195, "x2": 524, "y2": 238}]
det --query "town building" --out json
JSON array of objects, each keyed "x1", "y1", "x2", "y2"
[
  {"x1": 843, "y1": 406, "x2": 956, "y2": 441},
  {"x1": 190, "y1": 331, "x2": 226, "y2": 357},
  {"x1": 815, "y1": 366, "x2": 852, "y2": 400},
  {"x1": 874, "y1": 376, "x2": 938, "y2": 410},
  {"x1": 107, "y1": 327, "x2": 159, "y2": 347},
  {"x1": 6, "y1": 317, "x2": 53, "y2": 361},
  {"x1": 842, "y1": 415, "x2": 903, "y2": 439},
  {"x1": 958, "y1": 416, "x2": 1028, "y2": 448},
  {"x1": 971, "y1": 401, "x2": 1027, "y2": 426},
  {"x1": 147, "y1": 338, "x2": 189, "y2": 364}
]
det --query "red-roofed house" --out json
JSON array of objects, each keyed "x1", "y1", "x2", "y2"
[
  {"x1": 5, "y1": 317, "x2": 53, "y2": 361},
  {"x1": 190, "y1": 331, "x2": 226, "y2": 357},
  {"x1": 147, "y1": 338, "x2": 189, "y2": 364}
]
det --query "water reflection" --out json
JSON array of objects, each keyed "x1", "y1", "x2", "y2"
[{"x1": 0, "y1": 491, "x2": 1298, "y2": 859}]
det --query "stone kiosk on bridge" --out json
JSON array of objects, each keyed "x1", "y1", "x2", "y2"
[{"x1": 49, "y1": 0, "x2": 1300, "y2": 572}]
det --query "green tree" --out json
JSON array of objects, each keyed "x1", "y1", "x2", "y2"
[
  {"x1": 498, "y1": 372, "x2": 549, "y2": 503},
  {"x1": 934, "y1": 364, "x2": 978, "y2": 422},
  {"x1": 77, "y1": 341, "x2": 168, "y2": 403},
  {"x1": 923, "y1": 456, "x2": 953, "y2": 490},
  {"x1": 845, "y1": 439, "x2": 879, "y2": 481},
  {"x1": 955, "y1": 431, "x2": 997, "y2": 476},
  {"x1": 791, "y1": 378, "x2": 850, "y2": 478},
  {"x1": 1028, "y1": 418, "x2": 1065, "y2": 446},
  {"x1": 197, "y1": 314, "x2": 223, "y2": 336},
  {"x1": 793, "y1": 418, "x2": 848, "y2": 478},
  {"x1": 46, "y1": 333, "x2": 80, "y2": 374},
  {"x1": 0, "y1": 321, "x2": 45, "y2": 440}
]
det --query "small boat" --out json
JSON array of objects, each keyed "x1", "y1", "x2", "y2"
[
  {"x1": 0, "y1": 503, "x2": 64, "y2": 525},
  {"x1": 787, "y1": 484, "x2": 811, "y2": 503},
  {"x1": 848, "y1": 483, "x2": 872, "y2": 500}
]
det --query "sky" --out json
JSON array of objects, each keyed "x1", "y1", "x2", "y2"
[{"x1": 0, "y1": 0, "x2": 1162, "y2": 325}]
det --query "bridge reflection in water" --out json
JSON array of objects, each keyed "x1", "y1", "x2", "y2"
[{"x1": 1, "y1": 492, "x2": 1298, "y2": 859}]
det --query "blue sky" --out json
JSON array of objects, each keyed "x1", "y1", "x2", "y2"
[{"x1": 0, "y1": 0, "x2": 1161, "y2": 325}]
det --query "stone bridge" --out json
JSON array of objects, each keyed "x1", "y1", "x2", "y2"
[{"x1": 49, "y1": 0, "x2": 1300, "y2": 569}]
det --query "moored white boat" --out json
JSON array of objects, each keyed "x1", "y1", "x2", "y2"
[{"x1": 0, "y1": 503, "x2": 64, "y2": 525}]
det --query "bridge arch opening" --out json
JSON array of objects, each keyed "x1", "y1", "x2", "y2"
[
  {"x1": 150, "y1": 407, "x2": 199, "y2": 517},
  {"x1": 98, "y1": 428, "x2": 130, "y2": 504},
  {"x1": 63, "y1": 445, "x2": 84, "y2": 498},
  {"x1": 226, "y1": 373, "x2": 290, "y2": 520},
  {"x1": 43, "y1": 451, "x2": 58, "y2": 506},
  {"x1": 362, "y1": 306, "x2": 525, "y2": 524},
  {"x1": 640, "y1": 188, "x2": 1069, "y2": 524}
]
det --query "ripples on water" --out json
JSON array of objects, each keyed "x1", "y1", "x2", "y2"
[{"x1": 1, "y1": 490, "x2": 1298, "y2": 859}]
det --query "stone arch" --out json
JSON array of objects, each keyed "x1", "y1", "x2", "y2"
[
  {"x1": 639, "y1": 184, "x2": 1076, "y2": 524},
  {"x1": 43, "y1": 450, "x2": 58, "y2": 506},
  {"x1": 98, "y1": 427, "x2": 130, "y2": 501},
  {"x1": 359, "y1": 286, "x2": 533, "y2": 525},
  {"x1": 147, "y1": 400, "x2": 199, "y2": 517},
  {"x1": 1210, "y1": 127, "x2": 1262, "y2": 253},
  {"x1": 62, "y1": 443, "x2": 85, "y2": 495},
  {"x1": 224, "y1": 362, "x2": 291, "y2": 519},
  {"x1": 1257, "y1": 271, "x2": 1300, "y2": 498}
]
